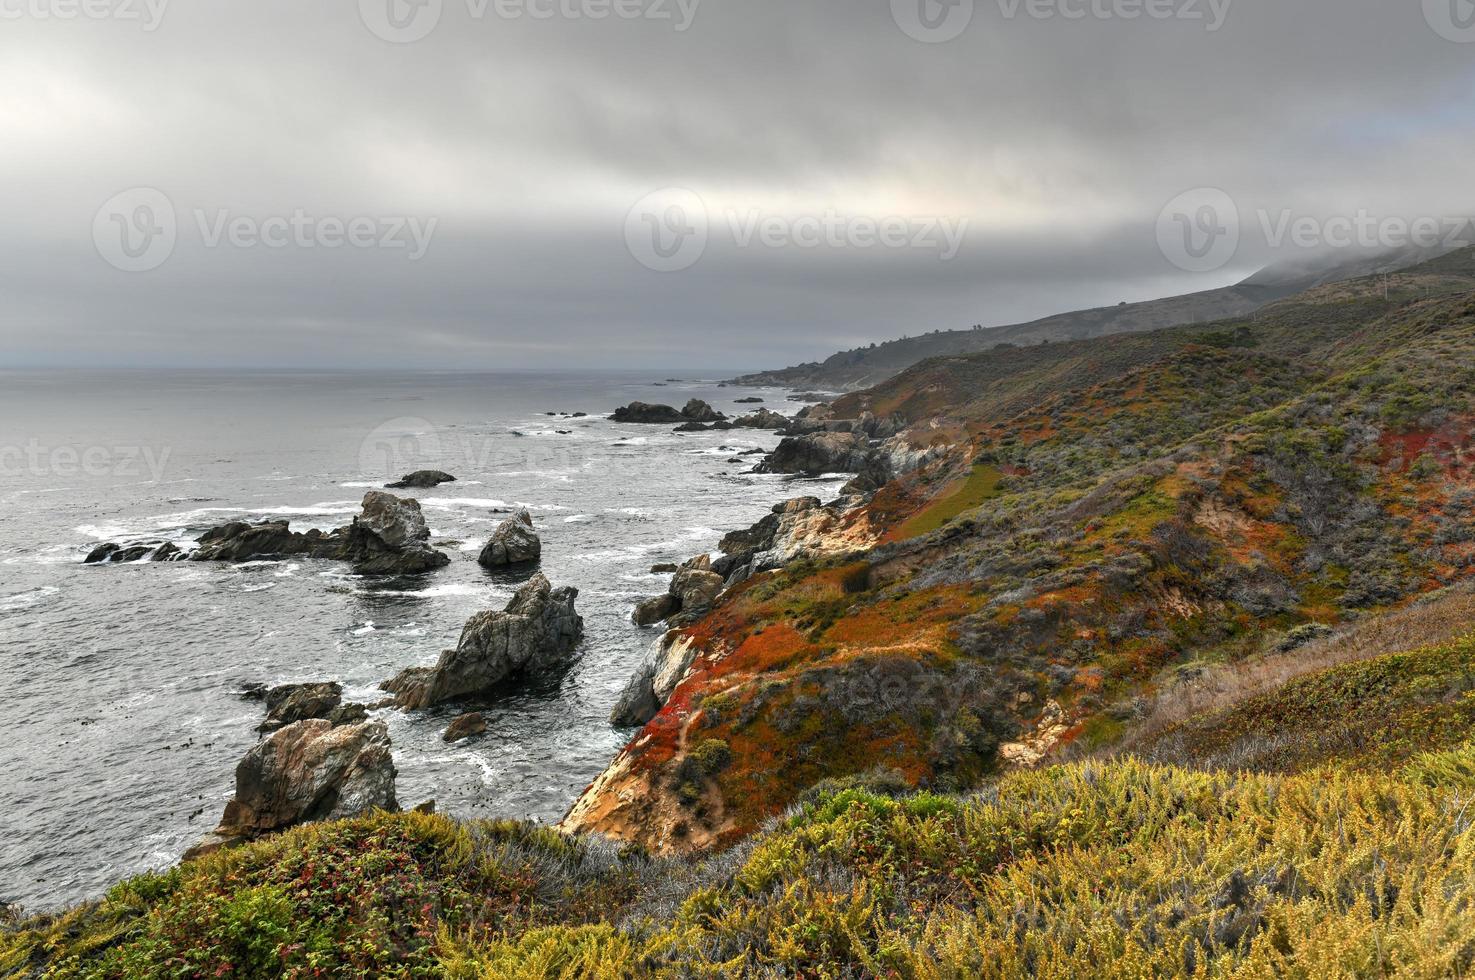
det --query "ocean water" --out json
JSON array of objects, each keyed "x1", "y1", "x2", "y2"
[{"x1": 0, "y1": 370, "x2": 820, "y2": 911}]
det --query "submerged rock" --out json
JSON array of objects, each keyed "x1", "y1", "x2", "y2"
[
  {"x1": 187, "y1": 719, "x2": 398, "y2": 858},
  {"x1": 478, "y1": 510, "x2": 542, "y2": 568},
  {"x1": 387, "y1": 470, "x2": 456, "y2": 490},
  {"x1": 382, "y1": 573, "x2": 584, "y2": 710},
  {"x1": 442, "y1": 712, "x2": 488, "y2": 743},
  {"x1": 84, "y1": 540, "x2": 185, "y2": 564}
]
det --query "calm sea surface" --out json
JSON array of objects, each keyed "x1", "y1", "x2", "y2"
[{"x1": 0, "y1": 370, "x2": 823, "y2": 910}]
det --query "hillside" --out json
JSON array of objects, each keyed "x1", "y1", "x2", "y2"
[
  {"x1": 563, "y1": 247, "x2": 1475, "y2": 855},
  {"x1": 735, "y1": 246, "x2": 1454, "y2": 393}
]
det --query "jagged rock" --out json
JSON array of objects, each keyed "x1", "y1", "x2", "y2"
[
  {"x1": 735, "y1": 397, "x2": 764, "y2": 403},
  {"x1": 650, "y1": 563, "x2": 679, "y2": 574},
  {"x1": 612, "y1": 402, "x2": 685, "y2": 423},
  {"x1": 841, "y1": 453, "x2": 895, "y2": 494},
  {"x1": 681, "y1": 399, "x2": 727, "y2": 423},
  {"x1": 84, "y1": 540, "x2": 184, "y2": 564},
  {"x1": 187, "y1": 492, "x2": 449, "y2": 574},
  {"x1": 672, "y1": 568, "x2": 724, "y2": 619},
  {"x1": 732, "y1": 408, "x2": 790, "y2": 430},
  {"x1": 382, "y1": 574, "x2": 584, "y2": 709},
  {"x1": 188, "y1": 719, "x2": 398, "y2": 858},
  {"x1": 631, "y1": 555, "x2": 724, "y2": 628},
  {"x1": 442, "y1": 712, "x2": 488, "y2": 743},
  {"x1": 633, "y1": 593, "x2": 681, "y2": 627},
  {"x1": 258, "y1": 682, "x2": 343, "y2": 733},
  {"x1": 673, "y1": 421, "x2": 711, "y2": 432},
  {"x1": 610, "y1": 634, "x2": 699, "y2": 727},
  {"x1": 478, "y1": 510, "x2": 542, "y2": 568},
  {"x1": 387, "y1": 470, "x2": 456, "y2": 490},
  {"x1": 191, "y1": 521, "x2": 340, "y2": 562},
  {"x1": 338, "y1": 492, "x2": 451, "y2": 574},
  {"x1": 756, "y1": 431, "x2": 874, "y2": 476}
]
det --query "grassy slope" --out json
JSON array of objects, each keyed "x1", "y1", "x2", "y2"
[{"x1": 14, "y1": 677, "x2": 1475, "y2": 977}]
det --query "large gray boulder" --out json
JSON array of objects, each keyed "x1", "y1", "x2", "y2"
[
  {"x1": 681, "y1": 399, "x2": 727, "y2": 423},
  {"x1": 188, "y1": 719, "x2": 398, "y2": 857},
  {"x1": 382, "y1": 574, "x2": 583, "y2": 709},
  {"x1": 478, "y1": 510, "x2": 542, "y2": 568},
  {"x1": 756, "y1": 431, "x2": 874, "y2": 476},
  {"x1": 338, "y1": 491, "x2": 451, "y2": 574},
  {"x1": 191, "y1": 521, "x2": 342, "y2": 562}
]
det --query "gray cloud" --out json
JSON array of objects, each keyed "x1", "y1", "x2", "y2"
[{"x1": 1, "y1": 0, "x2": 1473, "y2": 368}]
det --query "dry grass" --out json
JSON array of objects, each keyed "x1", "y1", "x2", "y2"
[{"x1": 1112, "y1": 583, "x2": 1475, "y2": 755}]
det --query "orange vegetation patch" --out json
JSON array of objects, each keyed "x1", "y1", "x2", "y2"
[
  {"x1": 724, "y1": 624, "x2": 815, "y2": 674},
  {"x1": 821, "y1": 585, "x2": 979, "y2": 650}
]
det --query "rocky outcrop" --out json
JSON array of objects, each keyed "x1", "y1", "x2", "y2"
[
  {"x1": 732, "y1": 409, "x2": 790, "y2": 430},
  {"x1": 340, "y1": 491, "x2": 450, "y2": 575},
  {"x1": 610, "y1": 633, "x2": 698, "y2": 727},
  {"x1": 442, "y1": 712, "x2": 488, "y2": 743},
  {"x1": 255, "y1": 682, "x2": 367, "y2": 733},
  {"x1": 171, "y1": 492, "x2": 449, "y2": 575},
  {"x1": 84, "y1": 541, "x2": 186, "y2": 564},
  {"x1": 756, "y1": 431, "x2": 874, "y2": 476},
  {"x1": 190, "y1": 521, "x2": 340, "y2": 562},
  {"x1": 680, "y1": 399, "x2": 726, "y2": 423},
  {"x1": 713, "y1": 497, "x2": 879, "y2": 588},
  {"x1": 387, "y1": 470, "x2": 456, "y2": 490},
  {"x1": 612, "y1": 400, "x2": 728, "y2": 425},
  {"x1": 258, "y1": 682, "x2": 340, "y2": 733},
  {"x1": 630, "y1": 556, "x2": 725, "y2": 628},
  {"x1": 382, "y1": 574, "x2": 583, "y2": 710},
  {"x1": 478, "y1": 510, "x2": 542, "y2": 568},
  {"x1": 188, "y1": 719, "x2": 398, "y2": 858},
  {"x1": 612, "y1": 402, "x2": 685, "y2": 423}
]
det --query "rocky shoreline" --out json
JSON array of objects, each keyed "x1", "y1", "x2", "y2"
[{"x1": 75, "y1": 385, "x2": 938, "y2": 870}]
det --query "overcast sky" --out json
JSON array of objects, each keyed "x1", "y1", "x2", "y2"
[{"x1": 2, "y1": 0, "x2": 1473, "y2": 370}]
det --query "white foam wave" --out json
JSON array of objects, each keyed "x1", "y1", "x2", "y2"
[
  {"x1": 369, "y1": 582, "x2": 488, "y2": 599},
  {"x1": 0, "y1": 586, "x2": 60, "y2": 613}
]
